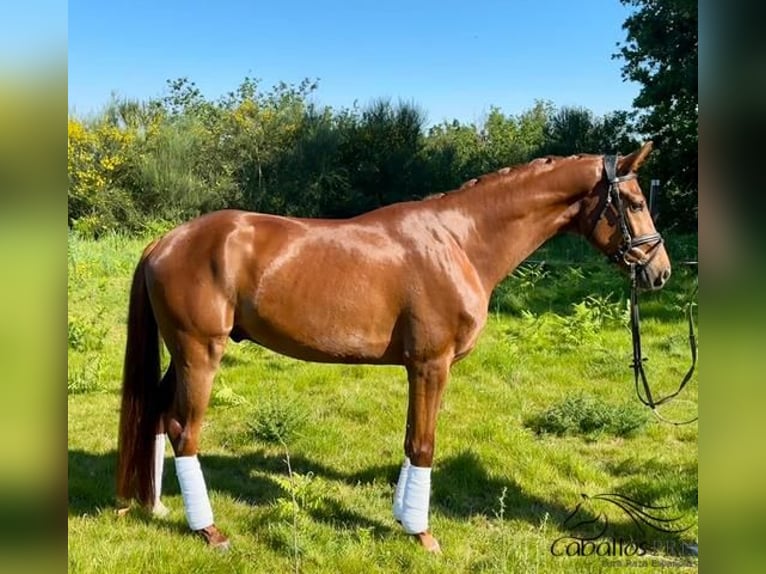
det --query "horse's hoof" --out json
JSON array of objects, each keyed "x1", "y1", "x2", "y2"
[
  {"x1": 195, "y1": 525, "x2": 230, "y2": 551},
  {"x1": 116, "y1": 506, "x2": 131, "y2": 518},
  {"x1": 152, "y1": 501, "x2": 170, "y2": 518},
  {"x1": 415, "y1": 531, "x2": 441, "y2": 554}
]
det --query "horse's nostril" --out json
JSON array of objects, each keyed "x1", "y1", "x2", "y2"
[{"x1": 654, "y1": 268, "x2": 671, "y2": 288}]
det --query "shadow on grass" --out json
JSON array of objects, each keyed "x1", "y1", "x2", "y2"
[
  {"x1": 196, "y1": 449, "x2": 559, "y2": 523},
  {"x1": 605, "y1": 458, "x2": 698, "y2": 512},
  {"x1": 67, "y1": 448, "x2": 285, "y2": 517},
  {"x1": 69, "y1": 447, "x2": 694, "y2": 552},
  {"x1": 68, "y1": 449, "x2": 118, "y2": 516},
  {"x1": 67, "y1": 447, "x2": 393, "y2": 531}
]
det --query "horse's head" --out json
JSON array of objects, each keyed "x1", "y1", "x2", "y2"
[{"x1": 581, "y1": 142, "x2": 672, "y2": 291}]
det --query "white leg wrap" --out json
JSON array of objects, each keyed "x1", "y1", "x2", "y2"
[
  {"x1": 400, "y1": 465, "x2": 431, "y2": 534},
  {"x1": 392, "y1": 457, "x2": 411, "y2": 521},
  {"x1": 175, "y1": 455, "x2": 214, "y2": 530},
  {"x1": 152, "y1": 434, "x2": 169, "y2": 517},
  {"x1": 153, "y1": 434, "x2": 166, "y2": 504}
]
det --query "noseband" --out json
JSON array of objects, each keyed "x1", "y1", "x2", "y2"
[{"x1": 589, "y1": 155, "x2": 664, "y2": 269}]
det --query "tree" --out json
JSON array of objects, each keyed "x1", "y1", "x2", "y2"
[
  {"x1": 423, "y1": 120, "x2": 484, "y2": 191},
  {"x1": 539, "y1": 106, "x2": 638, "y2": 159},
  {"x1": 615, "y1": 0, "x2": 698, "y2": 232},
  {"x1": 543, "y1": 107, "x2": 597, "y2": 156},
  {"x1": 336, "y1": 99, "x2": 428, "y2": 215}
]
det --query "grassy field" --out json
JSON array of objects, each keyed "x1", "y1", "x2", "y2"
[{"x1": 68, "y1": 233, "x2": 698, "y2": 573}]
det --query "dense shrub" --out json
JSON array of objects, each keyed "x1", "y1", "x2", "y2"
[
  {"x1": 67, "y1": 76, "x2": 699, "y2": 238},
  {"x1": 525, "y1": 395, "x2": 650, "y2": 438}
]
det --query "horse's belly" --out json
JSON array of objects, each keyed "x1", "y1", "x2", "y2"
[
  {"x1": 237, "y1": 290, "x2": 403, "y2": 364},
  {"x1": 240, "y1": 318, "x2": 400, "y2": 363}
]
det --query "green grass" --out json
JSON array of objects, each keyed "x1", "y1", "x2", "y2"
[{"x1": 68, "y1": 233, "x2": 698, "y2": 573}]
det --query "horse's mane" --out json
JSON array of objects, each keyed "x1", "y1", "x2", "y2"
[
  {"x1": 419, "y1": 153, "x2": 595, "y2": 202},
  {"x1": 459, "y1": 154, "x2": 593, "y2": 190}
]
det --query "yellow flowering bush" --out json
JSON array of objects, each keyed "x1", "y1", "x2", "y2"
[{"x1": 68, "y1": 118, "x2": 136, "y2": 235}]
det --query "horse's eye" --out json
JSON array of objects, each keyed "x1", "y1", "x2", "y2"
[{"x1": 628, "y1": 201, "x2": 645, "y2": 212}]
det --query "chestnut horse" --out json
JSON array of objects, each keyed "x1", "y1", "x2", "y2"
[{"x1": 117, "y1": 142, "x2": 670, "y2": 552}]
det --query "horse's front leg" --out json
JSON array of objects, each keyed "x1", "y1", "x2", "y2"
[{"x1": 394, "y1": 357, "x2": 450, "y2": 553}]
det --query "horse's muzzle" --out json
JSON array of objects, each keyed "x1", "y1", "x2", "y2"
[{"x1": 640, "y1": 265, "x2": 671, "y2": 291}]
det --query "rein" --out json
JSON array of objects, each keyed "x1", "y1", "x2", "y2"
[
  {"x1": 598, "y1": 155, "x2": 698, "y2": 425},
  {"x1": 629, "y1": 265, "x2": 698, "y2": 425}
]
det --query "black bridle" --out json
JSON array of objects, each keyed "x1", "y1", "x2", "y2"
[
  {"x1": 590, "y1": 155, "x2": 698, "y2": 425},
  {"x1": 590, "y1": 155, "x2": 665, "y2": 268}
]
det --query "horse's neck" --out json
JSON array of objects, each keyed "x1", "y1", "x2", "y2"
[{"x1": 441, "y1": 162, "x2": 596, "y2": 294}]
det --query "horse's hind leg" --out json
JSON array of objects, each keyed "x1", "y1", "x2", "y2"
[
  {"x1": 151, "y1": 422, "x2": 169, "y2": 517},
  {"x1": 163, "y1": 333, "x2": 229, "y2": 549},
  {"x1": 151, "y1": 362, "x2": 176, "y2": 518}
]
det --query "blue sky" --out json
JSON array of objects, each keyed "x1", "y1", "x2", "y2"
[{"x1": 68, "y1": 0, "x2": 640, "y2": 125}]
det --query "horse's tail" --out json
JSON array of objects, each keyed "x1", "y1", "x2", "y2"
[{"x1": 117, "y1": 244, "x2": 162, "y2": 507}]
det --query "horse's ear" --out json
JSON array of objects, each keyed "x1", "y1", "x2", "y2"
[{"x1": 617, "y1": 141, "x2": 653, "y2": 175}]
